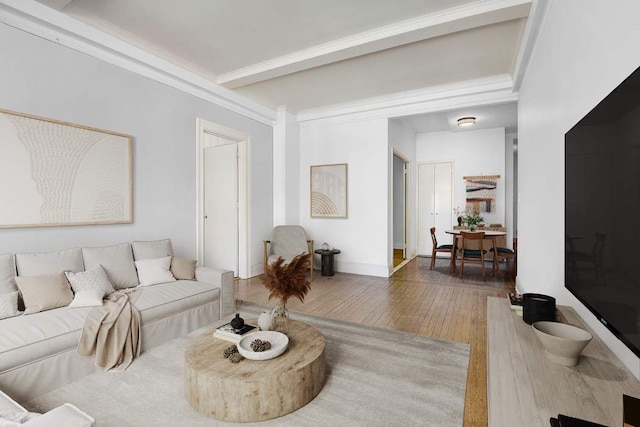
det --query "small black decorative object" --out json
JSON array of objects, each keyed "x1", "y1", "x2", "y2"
[
  {"x1": 457, "y1": 216, "x2": 463, "y2": 226},
  {"x1": 522, "y1": 293, "x2": 556, "y2": 325},
  {"x1": 230, "y1": 313, "x2": 244, "y2": 330}
]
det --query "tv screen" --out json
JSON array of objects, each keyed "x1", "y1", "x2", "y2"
[{"x1": 565, "y1": 65, "x2": 640, "y2": 358}]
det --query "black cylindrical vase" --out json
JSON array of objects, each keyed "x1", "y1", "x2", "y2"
[{"x1": 522, "y1": 293, "x2": 556, "y2": 325}]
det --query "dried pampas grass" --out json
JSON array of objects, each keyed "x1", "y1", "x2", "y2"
[{"x1": 263, "y1": 253, "x2": 311, "y2": 306}]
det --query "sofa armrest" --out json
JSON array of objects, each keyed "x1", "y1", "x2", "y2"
[
  {"x1": 24, "y1": 404, "x2": 95, "y2": 427},
  {"x1": 195, "y1": 266, "x2": 235, "y2": 317}
]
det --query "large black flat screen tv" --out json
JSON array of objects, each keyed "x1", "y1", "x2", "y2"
[{"x1": 565, "y1": 65, "x2": 640, "y2": 358}]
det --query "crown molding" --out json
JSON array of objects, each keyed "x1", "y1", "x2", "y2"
[
  {"x1": 512, "y1": 0, "x2": 549, "y2": 91},
  {"x1": 218, "y1": 0, "x2": 532, "y2": 89},
  {"x1": 0, "y1": 0, "x2": 277, "y2": 125},
  {"x1": 297, "y1": 75, "x2": 518, "y2": 125}
]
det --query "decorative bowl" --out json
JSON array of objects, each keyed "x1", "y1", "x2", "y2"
[
  {"x1": 237, "y1": 331, "x2": 289, "y2": 361},
  {"x1": 532, "y1": 321, "x2": 592, "y2": 366}
]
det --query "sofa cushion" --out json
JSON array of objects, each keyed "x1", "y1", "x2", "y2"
[
  {"x1": 133, "y1": 280, "x2": 219, "y2": 325},
  {"x1": 135, "y1": 256, "x2": 176, "y2": 287},
  {"x1": 170, "y1": 257, "x2": 196, "y2": 280},
  {"x1": 0, "y1": 280, "x2": 218, "y2": 374},
  {"x1": 82, "y1": 243, "x2": 138, "y2": 290},
  {"x1": 0, "y1": 291, "x2": 22, "y2": 320},
  {"x1": 0, "y1": 253, "x2": 17, "y2": 296},
  {"x1": 15, "y1": 248, "x2": 83, "y2": 277},
  {"x1": 0, "y1": 306, "x2": 92, "y2": 373},
  {"x1": 15, "y1": 273, "x2": 74, "y2": 315},
  {"x1": 131, "y1": 239, "x2": 173, "y2": 261}
]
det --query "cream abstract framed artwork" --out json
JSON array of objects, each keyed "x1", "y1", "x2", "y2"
[
  {"x1": 0, "y1": 108, "x2": 133, "y2": 228},
  {"x1": 310, "y1": 163, "x2": 348, "y2": 218}
]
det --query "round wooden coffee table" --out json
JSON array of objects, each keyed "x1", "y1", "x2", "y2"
[{"x1": 185, "y1": 319, "x2": 326, "y2": 422}]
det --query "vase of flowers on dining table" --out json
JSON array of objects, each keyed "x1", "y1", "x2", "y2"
[{"x1": 464, "y1": 210, "x2": 484, "y2": 232}]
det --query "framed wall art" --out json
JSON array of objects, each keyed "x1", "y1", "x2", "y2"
[
  {"x1": 463, "y1": 174, "x2": 499, "y2": 213},
  {"x1": 310, "y1": 163, "x2": 348, "y2": 218},
  {"x1": 0, "y1": 108, "x2": 133, "y2": 228}
]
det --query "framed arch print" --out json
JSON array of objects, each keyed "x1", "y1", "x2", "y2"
[{"x1": 310, "y1": 163, "x2": 348, "y2": 218}]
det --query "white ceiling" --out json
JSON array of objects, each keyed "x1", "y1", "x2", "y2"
[{"x1": 36, "y1": 0, "x2": 531, "y2": 130}]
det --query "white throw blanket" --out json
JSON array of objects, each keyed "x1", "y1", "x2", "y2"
[{"x1": 77, "y1": 290, "x2": 142, "y2": 372}]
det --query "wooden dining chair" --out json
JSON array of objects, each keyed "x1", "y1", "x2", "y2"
[
  {"x1": 458, "y1": 231, "x2": 487, "y2": 281},
  {"x1": 489, "y1": 237, "x2": 517, "y2": 278},
  {"x1": 430, "y1": 227, "x2": 453, "y2": 269}
]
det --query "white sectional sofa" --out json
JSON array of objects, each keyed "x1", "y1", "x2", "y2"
[{"x1": 0, "y1": 239, "x2": 235, "y2": 404}]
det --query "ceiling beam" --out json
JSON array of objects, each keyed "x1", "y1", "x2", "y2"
[
  {"x1": 217, "y1": 0, "x2": 531, "y2": 89},
  {"x1": 34, "y1": 0, "x2": 73, "y2": 11}
]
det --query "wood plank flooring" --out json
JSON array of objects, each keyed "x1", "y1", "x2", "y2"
[{"x1": 235, "y1": 256, "x2": 514, "y2": 427}]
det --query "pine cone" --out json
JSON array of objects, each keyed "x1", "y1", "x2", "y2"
[
  {"x1": 229, "y1": 352, "x2": 243, "y2": 363},
  {"x1": 223, "y1": 345, "x2": 238, "y2": 358},
  {"x1": 250, "y1": 339, "x2": 272, "y2": 352}
]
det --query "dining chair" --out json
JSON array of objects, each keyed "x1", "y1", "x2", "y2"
[
  {"x1": 430, "y1": 227, "x2": 453, "y2": 269},
  {"x1": 566, "y1": 233, "x2": 605, "y2": 285},
  {"x1": 489, "y1": 237, "x2": 517, "y2": 278},
  {"x1": 458, "y1": 231, "x2": 487, "y2": 281}
]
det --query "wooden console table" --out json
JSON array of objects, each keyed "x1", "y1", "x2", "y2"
[{"x1": 487, "y1": 297, "x2": 640, "y2": 426}]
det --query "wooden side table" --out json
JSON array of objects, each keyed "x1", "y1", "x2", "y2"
[
  {"x1": 314, "y1": 249, "x2": 340, "y2": 276},
  {"x1": 185, "y1": 319, "x2": 326, "y2": 422}
]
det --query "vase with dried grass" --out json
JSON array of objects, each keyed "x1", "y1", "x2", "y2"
[{"x1": 263, "y1": 253, "x2": 311, "y2": 335}]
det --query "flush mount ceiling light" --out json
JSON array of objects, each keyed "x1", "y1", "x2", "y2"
[{"x1": 457, "y1": 117, "x2": 476, "y2": 127}]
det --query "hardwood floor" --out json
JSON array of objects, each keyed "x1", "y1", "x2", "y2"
[{"x1": 235, "y1": 256, "x2": 514, "y2": 427}]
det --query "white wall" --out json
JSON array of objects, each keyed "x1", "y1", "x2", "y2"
[
  {"x1": 273, "y1": 107, "x2": 299, "y2": 227},
  {"x1": 416, "y1": 128, "x2": 507, "y2": 228},
  {"x1": 0, "y1": 23, "x2": 273, "y2": 272},
  {"x1": 517, "y1": 0, "x2": 640, "y2": 378},
  {"x1": 299, "y1": 117, "x2": 389, "y2": 277}
]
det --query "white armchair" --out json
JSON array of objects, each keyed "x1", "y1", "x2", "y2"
[
  {"x1": 263, "y1": 226, "x2": 314, "y2": 280},
  {"x1": 0, "y1": 389, "x2": 94, "y2": 426}
]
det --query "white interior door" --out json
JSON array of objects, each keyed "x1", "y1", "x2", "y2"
[
  {"x1": 204, "y1": 142, "x2": 238, "y2": 275},
  {"x1": 418, "y1": 162, "x2": 452, "y2": 255}
]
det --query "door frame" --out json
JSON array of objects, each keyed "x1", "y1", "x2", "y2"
[
  {"x1": 196, "y1": 118, "x2": 249, "y2": 278},
  {"x1": 392, "y1": 149, "x2": 411, "y2": 273}
]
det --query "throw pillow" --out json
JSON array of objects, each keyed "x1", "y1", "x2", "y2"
[
  {"x1": 65, "y1": 265, "x2": 116, "y2": 308},
  {"x1": 0, "y1": 253, "x2": 17, "y2": 295},
  {"x1": 135, "y1": 256, "x2": 176, "y2": 287},
  {"x1": 170, "y1": 257, "x2": 196, "y2": 280},
  {"x1": 15, "y1": 272, "x2": 73, "y2": 315},
  {"x1": 65, "y1": 265, "x2": 115, "y2": 296},
  {"x1": 68, "y1": 289, "x2": 105, "y2": 308},
  {"x1": 0, "y1": 291, "x2": 22, "y2": 320}
]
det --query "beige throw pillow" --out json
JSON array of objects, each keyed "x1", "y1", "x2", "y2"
[
  {"x1": 15, "y1": 272, "x2": 73, "y2": 314},
  {"x1": 171, "y1": 257, "x2": 196, "y2": 280}
]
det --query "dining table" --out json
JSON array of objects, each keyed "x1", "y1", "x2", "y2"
[{"x1": 445, "y1": 229, "x2": 507, "y2": 276}]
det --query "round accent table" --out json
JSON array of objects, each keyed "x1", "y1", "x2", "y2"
[
  {"x1": 314, "y1": 249, "x2": 341, "y2": 276},
  {"x1": 185, "y1": 319, "x2": 326, "y2": 422}
]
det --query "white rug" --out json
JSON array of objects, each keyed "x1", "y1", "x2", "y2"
[{"x1": 25, "y1": 306, "x2": 470, "y2": 426}]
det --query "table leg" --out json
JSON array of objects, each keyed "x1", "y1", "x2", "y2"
[
  {"x1": 449, "y1": 235, "x2": 458, "y2": 273},
  {"x1": 491, "y1": 236, "x2": 500, "y2": 277}
]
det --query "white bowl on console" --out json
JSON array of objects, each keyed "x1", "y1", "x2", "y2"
[
  {"x1": 532, "y1": 321, "x2": 592, "y2": 367},
  {"x1": 237, "y1": 331, "x2": 289, "y2": 361}
]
